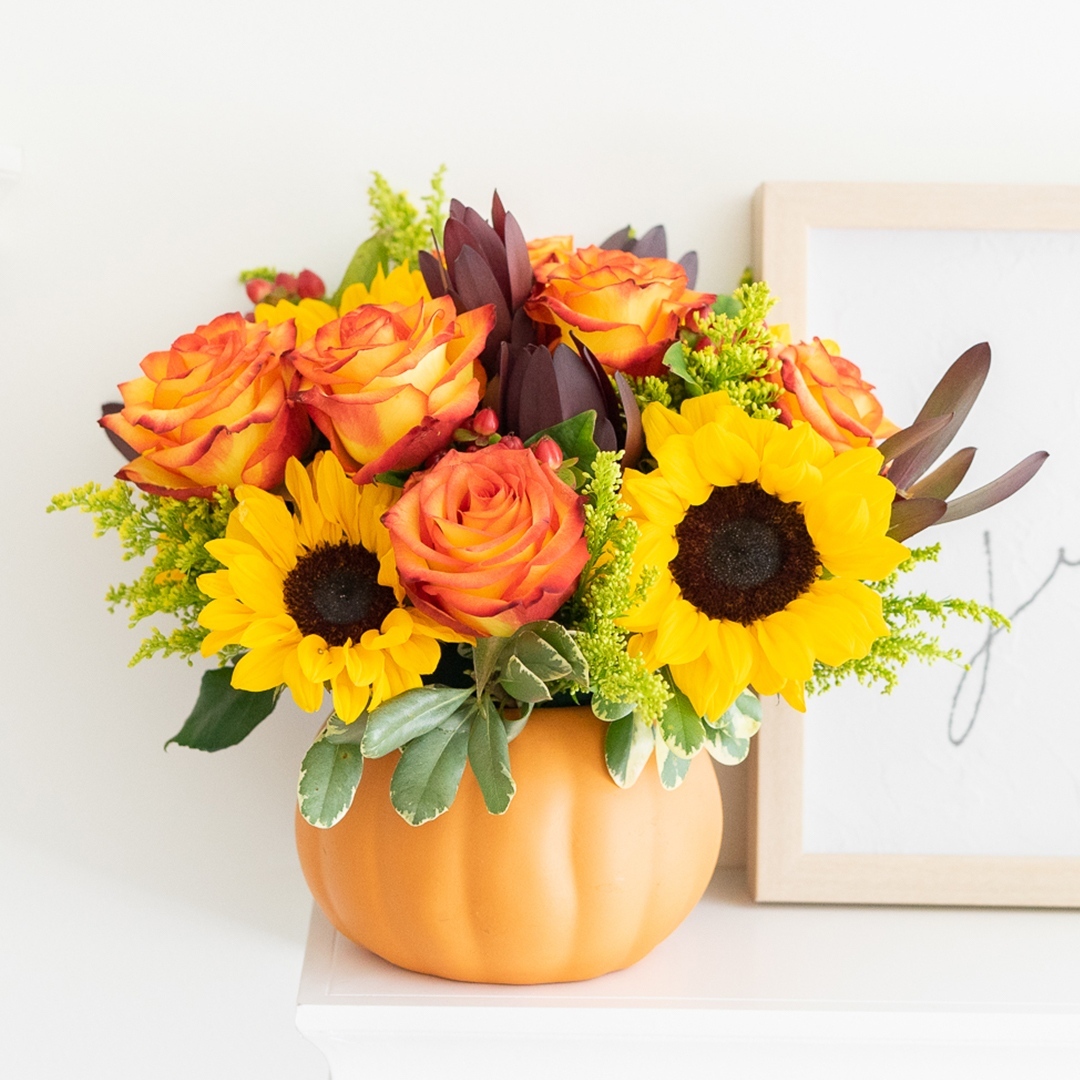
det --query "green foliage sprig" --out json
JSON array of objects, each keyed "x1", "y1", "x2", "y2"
[
  {"x1": 48, "y1": 482, "x2": 234, "y2": 665},
  {"x1": 808, "y1": 545, "x2": 1010, "y2": 695},
  {"x1": 569, "y1": 451, "x2": 670, "y2": 722},
  {"x1": 645, "y1": 281, "x2": 782, "y2": 418},
  {"x1": 368, "y1": 165, "x2": 448, "y2": 269}
]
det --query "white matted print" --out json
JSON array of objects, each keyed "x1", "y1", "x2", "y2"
[{"x1": 748, "y1": 184, "x2": 1080, "y2": 906}]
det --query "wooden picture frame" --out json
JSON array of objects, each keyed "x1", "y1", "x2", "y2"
[{"x1": 748, "y1": 182, "x2": 1080, "y2": 907}]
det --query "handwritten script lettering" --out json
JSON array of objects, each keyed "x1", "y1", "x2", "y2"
[{"x1": 948, "y1": 531, "x2": 1080, "y2": 746}]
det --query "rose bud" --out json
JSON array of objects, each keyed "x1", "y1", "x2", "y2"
[
  {"x1": 532, "y1": 435, "x2": 563, "y2": 469},
  {"x1": 245, "y1": 278, "x2": 274, "y2": 304},
  {"x1": 297, "y1": 269, "x2": 326, "y2": 300}
]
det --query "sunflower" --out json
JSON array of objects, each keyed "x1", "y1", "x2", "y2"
[
  {"x1": 197, "y1": 453, "x2": 468, "y2": 722},
  {"x1": 620, "y1": 392, "x2": 908, "y2": 715}
]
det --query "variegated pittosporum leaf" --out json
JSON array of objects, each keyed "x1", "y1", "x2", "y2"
[
  {"x1": 298, "y1": 714, "x2": 366, "y2": 829},
  {"x1": 702, "y1": 691, "x2": 762, "y2": 765}
]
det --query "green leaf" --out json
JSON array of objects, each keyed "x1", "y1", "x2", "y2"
[
  {"x1": 592, "y1": 693, "x2": 637, "y2": 721},
  {"x1": 503, "y1": 708, "x2": 531, "y2": 742},
  {"x1": 373, "y1": 469, "x2": 411, "y2": 488},
  {"x1": 605, "y1": 711, "x2": 655, "y2": 788},
  {"x1": 298, "y1": 722, "x2": 365, "y2": 828},
  {"x1": 389, "y1": 707, "x2": 473, "y2": 826},
  {"x1": 165, "y1": 667, "x2": 280, "y2": 752},
  {"x1": 662, "y1": 342, "x2": 703, "y2": 397},
  {"x1": 467, "y1": 698, "x2": 516, "y2": 814},
  {"x1": 360, "y1": 686, "x2": 473, "y2": 758},
  {"x1": 327, "y1": 230, "x2": 391, "y2": 307},
  {"x1": 523, "y1": 621, "x2": 589, "y2": 686},
  {"x1": 655, "y1": 730, "x2": 693, "y2": 790},
  {"x1": 524, "y1": 411, "x2": 600, "y2": 474},
  {"x1": 658, "y1": 684, "x2": 706, "y2": 758},
  {"x1": 702, "y1": 691, "x2": 762, "y2": 765},
  {"x1": 711, "y1": 293, "x2": 742, "y2": 318},
  {"x1": 324, "y1": 712, "x2": 367, "y2": 745},
  {"x1": 498, "y1": 654, "x2": 552, "y2": 704},
  {"x1": 471, "y1": 636, "x2": 507, "y2": 698},
  {"x1": 509, "y1": 630, "x2": 573, "y2": 682}
]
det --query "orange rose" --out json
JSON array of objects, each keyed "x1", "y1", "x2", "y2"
[
  {"x1": 292, "y1": 298, "x2": 494, "y2": 484},
  {"x1": 526, "y1": 234, "x2": 574, "y2": 272},
  {"x1": 767, "y1": 338, "x2": 898, "y2": 452},
  {"x1": 383, "y1": 444, "x2": 589, "y2": 637},
  {"x1": 524, "y1": 245, "x2": 714, "y2": 377},
  {"x1": 100, "y1": 313, "x2": 310, "y2": 499}
]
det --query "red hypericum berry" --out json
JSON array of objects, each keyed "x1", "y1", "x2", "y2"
[
  {"x1": 297, "y1": 269, "x2": 326, "y2": 300},
  {"x1": 499, "y1": 435, "x2": 524, "y2": 450},
  {"x1": 275, "y1": 272, "x2": 299, "y2": 293},
  {"x1": 245, "y1": 278, "x2": 273, "y2": 304},
  {"x1": 532, "y1": 435, "x2": 563, "y2": 469},
  {"x1": 471, "y1": 408, "x2": 498, "y2": 436}
]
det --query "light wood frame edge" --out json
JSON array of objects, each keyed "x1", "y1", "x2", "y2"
[{"x1": 749, "y1": 181, "x2": 1080, "y2": 908}]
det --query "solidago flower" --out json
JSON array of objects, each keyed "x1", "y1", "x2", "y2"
[
  {"x1": 197, "y1": 453, "x2": 467, "y2": 722},
  {"x1": 621, "y1": 392, "x2": 908, "y2": 715}
]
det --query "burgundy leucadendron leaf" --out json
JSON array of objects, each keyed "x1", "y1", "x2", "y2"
[
  {"x1": 418, "y1": 248, "x2": 448, "y2": 299},
  {"x1": 614, "y1": 373, "x2": 643, "y2": 469},
  {"x1": 491, "y1": 190, "x2": 507, "y2": 239},
  {"x1": 101, "y1": 402, "x2": 138, "y2": 461},
  {"x1": 937, "y1": 451, "x2": 1049, "y2": 525},
  {"x1": 502, "y1": 212, "x2": 533, "y2": 311},
  {"x1": 887, "y1": 344, "x2": 990, "y2": 492},
  {"x1": 599, "y1": 226, "x2": 633, "y2": 251},
  {"x1": 908, "y1": 447, "x2": 976, "y2": 501},
  {"x1": 453, "y1": 246, "x2": 512, "y2": 369},
  {"x1": 678, "y1": 251, "x2": 699, "y2": 289},
  {"x1": 877, "y1": 412, "x2": 955, "y2": 470},
  {"x1": 462, "y1": 206, "x2": 511, "y2": 302},
  {"x1": 887, "y1": 497, "x2": 948, "y2": 542},
  {"x1": 632, "y1": 225, "x2": 667, "y2": 260}
]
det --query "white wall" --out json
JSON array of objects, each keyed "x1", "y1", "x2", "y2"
[{"x1": 4, "y1": 1, "x2": 1079, "y2": 1075}]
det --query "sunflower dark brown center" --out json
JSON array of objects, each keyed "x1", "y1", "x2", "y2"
[
  {"x1": 283, "y1": 542, "x2": 397, "y2": 647},
  {"x1": 671, "y1": 482, "x2": 820, "y2": 626}
]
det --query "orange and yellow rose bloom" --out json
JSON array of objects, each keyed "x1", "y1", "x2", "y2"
[
  {"x1": 767, "y1": 337, "x2": 898, "y2": 452},
  {"x1": 526, "y1": 234, "x2": 574, "y2": 272},
  {"x1": 291, "y1": 297, "x2": 494, "y2": 485},
  {"x1": 100, "y1": 313, "x2": 311, "y2": 499},
  {"x1": 524, "y1": 245, "x2": 714, "y2": 378},
  {"x1": 383, "y1": 444, "x2": 590, "y2": 638}
]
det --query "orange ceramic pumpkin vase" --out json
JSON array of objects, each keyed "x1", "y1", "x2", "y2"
[{"x1": 295, "y1": 705, "x2": 723, "y2": 984}]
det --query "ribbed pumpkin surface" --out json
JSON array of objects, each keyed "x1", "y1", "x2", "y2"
[{"x1": 295, "y1": 705, "x2": 723, "y2": 984}]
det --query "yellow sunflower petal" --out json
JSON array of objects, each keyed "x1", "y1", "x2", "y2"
[
  {"x1": 232, "y1": 486, "x2": 299, "y2": 572},
  {"x1": 232, "y1": 639, "x2": 293, "y2": 692},
  {"x1": 282, "y1": 648, "x2": 325, "y2": 713},
  {"x1": 641, "y1": 400, "x2": 693, "y2": 453},
  {"x1": 752, "y1": 609, "x2": 816, "y2": 684},
  {"x1": 653, "y1": 434, "x2": 713, "y2": 505},
  {"x1": 779, "y1": 678, "x2": 807, "y2": 712},
  {"x1": 621, "y1": 468, "x2": 687, "y2": 528},
  {"x1": 197, "y1": 569, "x2": 235, "y2": 600},
  {"x1": 331, "y1": 670, "x2": 371, "y2": 725},
  {"x1": 653, "y1": 597, "x2": 709, "y2": 665},
  {"x1": 678, "y1": 390, "x2": 734, "y2": 430},
  {"x1": 227, "y1": 552, "x2": 285, "y2": 614},
  {"x1": 314, "y1": 453, "x2": 361, "y2": 546},
  {"x1": 240, "y1": 614, "x2": 299, "y2": 651},
  {"x1": 297, "y1": 634, "x2": 345, "y2": 683},
  {"x1": 286, "y1": 457, "x2": 328, "y2": 552},
  {"x1": 691, "y1": 422, "x2": 760, "y2": 487}
]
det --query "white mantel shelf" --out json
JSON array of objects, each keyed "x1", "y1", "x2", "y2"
[{"x1": 296, "y1": 869, "x2": 1080, "y2": 1079}]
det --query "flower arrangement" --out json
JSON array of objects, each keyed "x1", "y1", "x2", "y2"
[{"x1": 53, "y1": 169, "x2": 1047, "y2": 831}]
